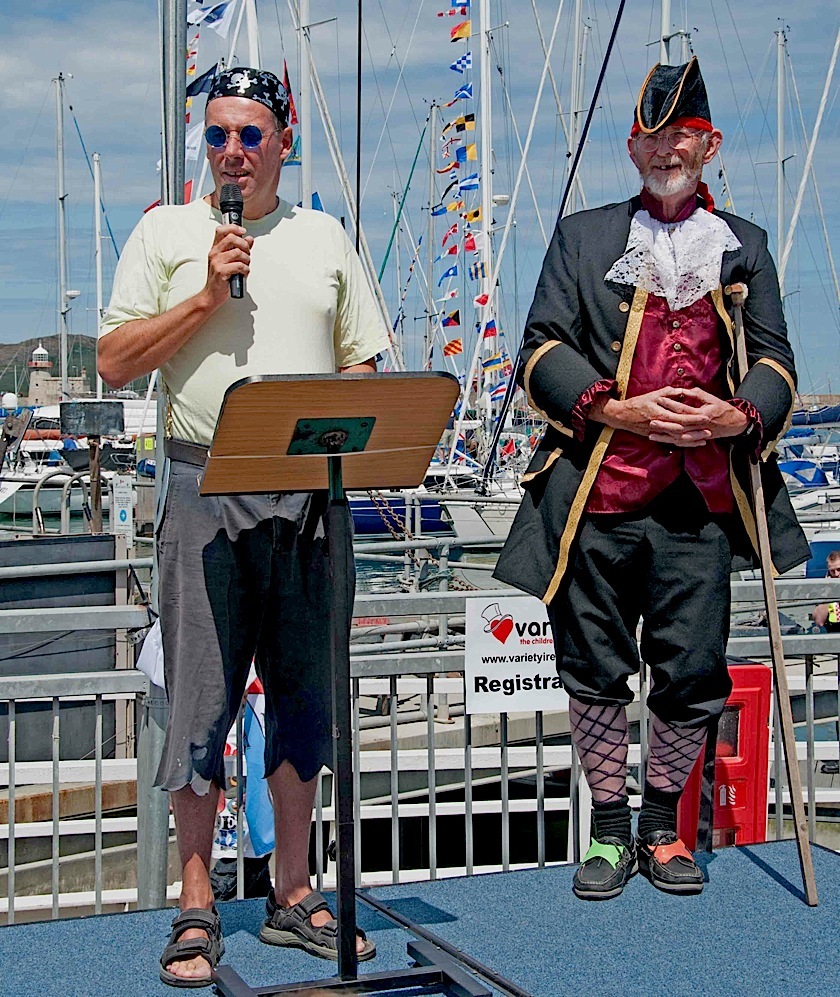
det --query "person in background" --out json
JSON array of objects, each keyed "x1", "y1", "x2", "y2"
[{"x1": 812, "y1": 550, "x2": 840, "y2": 631}]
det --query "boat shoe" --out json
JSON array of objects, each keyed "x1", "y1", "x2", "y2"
[
  {"x1": 572, "y1": 837, "x2": 637, "y2": 901},
  {"x1": 260, "y1": 889, "x2": 376, "y2": 962},
  {"x1": 637, "y1": 829, "x2": 704, "y2": 894}
]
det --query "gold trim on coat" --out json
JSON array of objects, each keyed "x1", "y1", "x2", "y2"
[
  {"x1": 754, "y1": 357, "x2": 796, "y2": 460},
  {"x1": 542, "y1": 286, "x2": 650, "y2": 604},
  {"x1": 523, "y1": 341, "x2": 575, "y2": 438},
  {"x1": 521, "y1": 447, "x2": 563, "y2": 484},
  {"x1": 711, "y1": 286, "x2": 736, "y2": 395}
]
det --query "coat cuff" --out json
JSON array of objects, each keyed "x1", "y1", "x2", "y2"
[
  {"x1": 729, "y1": 397, "x2": 764, "y2": 461},
  {"x1": 571, "y1": 379, "x2": 618, "y2": 441}
]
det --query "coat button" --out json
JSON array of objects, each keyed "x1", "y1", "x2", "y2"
[
  {"x1": 677, "y1": 366, "x2": 685, "y2": 376},
  {"x1": 619, "y1": 301, "x2": 630, "y2": 313},
  {"x1": 611, "y1": 341, "x2": 621, "y2": 352},
  {"x1": 673, "y1": 342, "x2": 682, "y2": 352}
]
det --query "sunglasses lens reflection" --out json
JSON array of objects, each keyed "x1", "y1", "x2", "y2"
[
  {"x1": 204, "y1": 125, "x2": 264, "y2": 149},
  {"x1": 240, "y1": 125, "x2": 263, "y2": 148},
  {"x1": 205, "y1": 126, "x2": 227, "y2": 148}
]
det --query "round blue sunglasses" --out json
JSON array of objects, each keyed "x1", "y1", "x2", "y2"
[{"x1": 204, "y1": 124, "x2": 272, "y2": 149}]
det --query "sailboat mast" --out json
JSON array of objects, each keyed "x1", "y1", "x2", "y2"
[
  {"x1": 94, "y1": 152, "x2": 104, "y2": 400},
  {"x1": 479, "y1": 0, "x2": 494, "y2": 401},
  {"x1": 659, "y1": 0, "x2": 672, "y2": 64},
  {"x1": 244, "y1": 0, "x2": 261, "y2": 67},
  {"x1": 426, "y1": 102, "x2": 437, "y2": 368},
  {"x1": 299, "y1": 0, "x2": 312, "y2": 208},
  {"x1": 54, "y1": 72, "x2": 69, "y2": 399},
  {"x1": 776, "y1": 27, "x2": 786, "y2": 301},
  {"x1": 566, "y1": 0, "x2": 583, "y2": 215},
  {"x1": 161, "y1": 0, "x2": 187, "y2": 206}
]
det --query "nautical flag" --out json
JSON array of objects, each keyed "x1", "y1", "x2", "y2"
[
  {"x1": 464, "y1": 229, "x2": 485, "y2": 252},
  {"x1": 434, "y1": 245, "x2": 458, "y2": 262},
  {"x1": 446, "y1": 200, "x2": 465, "y2": 213},
  {"x1": 438, "y1": 288, "x2": 458, "y2": 301},
  {"x1": 483, "y1": 318, "x2": 497, "y2": 337},
  {"x1": 456, "y1": 143, "x2": 477, "y2": 163},
  {"x1": 431, "y1": 203, "x2": 448, "y2": 216},
  {"x1": 469, "y1": 261, "x2": 486, "y2": 280},
  {"x1": 444, "y1": 338, "x2": 464, "y2": 356},
  {"x1": 437, "y1": 5, "x2": 469, "y2": 15},
  {"x1": 464, "y1": 206, "x2": 482, "y2": 222},
  {"x1": 501, "y1": 437, "x2": 517, "y2": 458},
  {"x1": 450, "y1": 20, "x2": 471, "y2": 42},
  {"x1": 187, "y1": 0, "x2": 236, "y2": 38},
  {"x1": 438, "y1": 265, "x2": 458, "y2": 285},
  {"x1": 284, "y1": 135, "x2": 301, "y2": 166},
  {"x1": 441, "y1": 178, "x2": 459, "y2": 200},
  {"x1": 490, "y1": 381, "x2": 507, "y2": 402},
  {"x1": 283, "y1": 60, "x2": 299, "y2": 126},
  {"x1": 473, "y1": 292, "x2": 489, "y2": 306},
  {"x1": 442, "y1": 310, "x2": 461, "y2": 328},
  {"x1": 453, "y1": 0, "x2": 470, "y2": 8},
  {"x1": 185, "y1": 121, "x2": 204, "y2": 161},
  {"x1": 442, "y1": 223, "x2": 458, "y2": 246},
  {"x1": 482, "y1": 353, "x2": 504, "y2": 373},
  {"x1": 456, "y1": 113, "x2": 476, "y2": 132},
  {"x1": 186, "y1": 63, "x2": 218, "y2": 97},
  {"x1": 450, "y1": 52, "x2": 472, "y2": 73},
  {"x1": 453, "y1": 83, "x2": 473, "y2": 101},
  {"x1": 458, "y1": 172, "x2": 479, "y2": 192},
  {"x1": 436, "y1": 161, "x2": 459, "y2": 173}
]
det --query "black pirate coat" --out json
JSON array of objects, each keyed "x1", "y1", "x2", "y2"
[{"x1": 493, "y1": 195, "x2": 810, "y2": 603}]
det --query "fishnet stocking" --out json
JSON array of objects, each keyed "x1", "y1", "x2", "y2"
[
  {"x1": 646, "y1": 716, "x2": 706, "y2": 793},
  {"x1": 568, "y1": 698, "x2": 628, "y2": 803}
]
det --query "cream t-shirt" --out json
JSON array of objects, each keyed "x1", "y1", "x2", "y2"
[{"x1": 101, "y1": 196, "x2": 390, "y2": 445}]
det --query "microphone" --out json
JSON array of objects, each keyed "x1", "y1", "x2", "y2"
[{"x1": 219, "y1": 183, "x2": 245, "y2": 299}]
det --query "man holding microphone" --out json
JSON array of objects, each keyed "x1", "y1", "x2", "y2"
[{"x1": 99, "y1": 67, "x2": 388, "y2": 986}]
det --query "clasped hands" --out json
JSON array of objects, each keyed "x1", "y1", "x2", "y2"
[{"x1": 591, "y1": 386, "x2": 749, "y2": 448}]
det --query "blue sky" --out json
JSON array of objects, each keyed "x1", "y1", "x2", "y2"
[{"x1": 1, "y1": 0, "x2": 838, "y2": 394}]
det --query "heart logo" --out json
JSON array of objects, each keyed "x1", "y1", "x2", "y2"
[{"x1": 490, "y1": 615, "x2": 514, "y2": 644}]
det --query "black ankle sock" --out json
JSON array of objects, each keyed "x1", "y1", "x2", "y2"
[
  {"x1": 591, "y1": 796, "x2": 632, "y2": 846},
  {"x1": 637, "y1": 784, "x2": 681, "y2": 840}
]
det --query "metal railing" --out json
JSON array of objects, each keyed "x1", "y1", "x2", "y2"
[{"x1": 3, "y1": 576, "x2": 840, "y2": 920}]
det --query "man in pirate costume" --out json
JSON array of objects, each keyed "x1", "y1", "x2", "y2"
[
  {"x1": 100, "y1": 68, "x2": 387, "y2": 984},
  {"x1": 494, "y1": 58, "x2": 810, "y2": 900}
]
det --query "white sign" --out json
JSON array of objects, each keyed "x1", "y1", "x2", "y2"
[
  {"x1": 112, "y1": 474, "x2": 134, "y2": 545},
  {"x1": 465, "y1": 594, "x2": 567, "y2": 714}
]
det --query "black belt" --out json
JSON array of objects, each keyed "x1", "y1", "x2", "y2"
[{"x1": 164, "y1": 438, "x2": 209, "y2": 467}]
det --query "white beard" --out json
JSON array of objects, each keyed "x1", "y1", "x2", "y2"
[{"x1": 640, "y1": 159, "x2": 702, "y2": 198}]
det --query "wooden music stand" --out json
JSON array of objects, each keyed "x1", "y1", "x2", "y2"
[{"x1": 203, "y1": 372, "x2": 490, "y2": 997}]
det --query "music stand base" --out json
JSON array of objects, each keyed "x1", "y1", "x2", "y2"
[{"x1": 212, "y1": 939, "x2": 492, "y2": 996}]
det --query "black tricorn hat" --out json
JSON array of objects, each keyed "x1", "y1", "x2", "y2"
[{"x1": 633, "y1": 57, "x2": 712, "y2": 134}]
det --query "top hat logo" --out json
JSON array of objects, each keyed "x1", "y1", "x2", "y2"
[{"x1": 481, "y1": 603, "x2": 514, "y2": 644}]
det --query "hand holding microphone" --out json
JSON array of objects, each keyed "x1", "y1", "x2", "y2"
[
  {"x1": 206, "y1": 183, "x2": 252, "y2": 306},
  {"x1": 220, "y1": 184, "x2": 245, "y2": 298}
]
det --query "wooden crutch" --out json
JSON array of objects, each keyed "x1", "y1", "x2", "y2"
[{"x1": 727, "y1": 281, "x2": 819, "y2": 906}]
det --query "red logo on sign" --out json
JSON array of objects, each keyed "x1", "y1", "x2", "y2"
[{"x1": 481, "y1": 603, "x2": 514, "y2": 644}]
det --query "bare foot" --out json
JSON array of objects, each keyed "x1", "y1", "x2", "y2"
[{"x1": 278, "y1": 887, "x2": 368, "y2": 955}]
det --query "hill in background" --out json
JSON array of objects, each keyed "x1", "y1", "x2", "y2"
[{"x1": 0, "y1": 336, "x2": 150, "y2": 398}]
